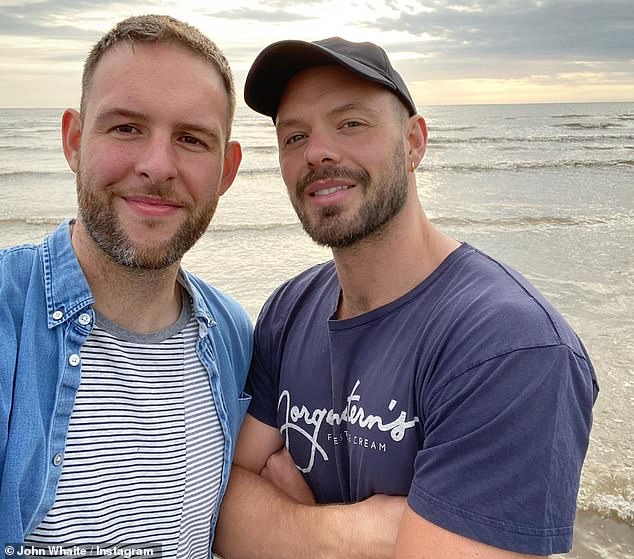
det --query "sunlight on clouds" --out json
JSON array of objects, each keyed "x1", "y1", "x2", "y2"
[
  {"x1": 384, "y1": 0, "x2": 434, "y2": 14},
  {"x1": 183, "y1": 0, "x2": 423, "y2": 75},
  {"x1": 238, "y1": 0, "x2": 394, "y2": 42},
  {"x1": 411, "y1": 74, "x2": 634, "y2": 106},
  {"x1": 1, "y1": 0, "x2": 632, "y2": 106},
  {"x1": 49, "y1": 3, "x2": 163, "y2": 33}
]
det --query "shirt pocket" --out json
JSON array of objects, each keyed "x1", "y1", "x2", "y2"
[{"x1": 238, "y1": 392, "x2": 252, "y2": 421}]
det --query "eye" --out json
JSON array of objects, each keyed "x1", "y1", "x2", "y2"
[
  {"x1": 285, "y1": 133, "x2": 307, "y2": 146},
  {"x1": 177, "y1": 134, "x2": 212, "y2": 151},
  {"x1": 114, "y1": 124, "x2": 139, "y2": 134},
  {"x1": 340, "y1": 120, "x2": 364, "y2": 130},
  {"x1": 180, "y1": 135, "x2": 204, "y2": 146}
]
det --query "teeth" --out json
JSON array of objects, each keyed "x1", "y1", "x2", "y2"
[{"x1": 313, "y1": 185, "x2": 350, "y2": 197}]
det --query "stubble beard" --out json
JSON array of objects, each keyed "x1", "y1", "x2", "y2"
[
  {"x1": 292, "y1": 147, "x2": 409, "y2": 249},
  {"x1": 76, "y1": 169, "x2": 217, "y2": 270}
]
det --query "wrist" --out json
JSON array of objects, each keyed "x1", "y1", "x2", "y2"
[{"x1": 309, "y1": 502, "x2": 373, "y2": 559}]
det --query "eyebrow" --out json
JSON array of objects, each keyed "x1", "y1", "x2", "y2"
[
  {"x1": 93, "y1": 108, "x2": 149, "y2": 126},
  {"x1": 329, "y1": 102, "x2": 379, "y2": 117},
  {"x1": 276, "y1": 101, "x2": 380, "y2": 131}
]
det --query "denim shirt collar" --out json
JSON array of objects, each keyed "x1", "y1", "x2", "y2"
[
  {"x1": 43, "y1": 220, "x2": 94, "y2": 329},
  {"x1": 178, "y1": 270, "x2": 217, "y2": 333}
]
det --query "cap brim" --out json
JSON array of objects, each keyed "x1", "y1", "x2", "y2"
[{"x1": 244, "y1": 40, "x2": 399, "y2": 120}]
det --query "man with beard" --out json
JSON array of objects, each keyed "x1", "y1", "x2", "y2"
[
  {"x1": 0, "y1": 16, "x2": 252, "y2": 556},
  {"x1": 214, "y1": 38, "x2": 598, "y2": 558}
]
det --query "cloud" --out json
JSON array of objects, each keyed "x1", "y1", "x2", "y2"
[
  {"x1": 0, "y1": 0, "x2": 632, "y2": 106},
  {"x1": 210, "y1": 8, "x2": 312, "y2": 22},
  {"x1": 355, "y1": 0, "x2": 634, "y2": 90},
  {"x1": 373, "y1": 0, "x2": 634, "y2": 61},
  {"x1": 0, "y1": 0, "x2": 173, "y2": 39}
]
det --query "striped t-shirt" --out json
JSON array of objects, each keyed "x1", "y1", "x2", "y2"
[{"x1": 25, "y1": 291, "x2": 225, "y2": 557}]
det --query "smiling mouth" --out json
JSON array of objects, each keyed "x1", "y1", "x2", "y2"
[
  {"x1": 125, "y1": 195, "x2": 182, "y2": 207},
  {"x1": 312, "y1": 185, "x2": 353, "y2": 197}
]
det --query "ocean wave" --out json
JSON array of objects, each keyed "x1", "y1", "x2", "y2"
[
  {"x1": 236, "y1": 167, "x2": 282, "y2": 176},
  {"x1": 206, "y1": 222, "x2": 299, "y2": 234},
  {"x1": 0, "y1": 216, "x2": 65, "y2": 227},
  {"x1": 431, "y1": 137, "x2": 511, "y2": 145},
  {"x1": 430, "y1": 134, "x2": 634, "y2": 145},
  {"x1": 551, "y1": 114, "x2": 591, "y2": 118},
  {"x1": 426, "y1": 159, "x2": 634, "y2": 172},
  {"x1": 0, "y1": 170, "x2": 70, "y2": 179},
  {"x1": 551, "y1": 122, "x2": 625, "y2": 130},
  {"x1": 581, "y1": 494, "x2": 634, "y2": 525},
  {"x1": 0, "y1": 143, "x2": 59, "y2": 152},
  {"x1": 429, "y1": 216, "x2": 613, "y2": 229},
  {"x1": 428, "y1": 125, "x2": 476, "y2": 132},
  {"x1": 578, "y1": 469, "x2": 634, "y2": 525}
]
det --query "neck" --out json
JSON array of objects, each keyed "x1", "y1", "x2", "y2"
[
  {"x1": 71, "y1": 221, "x2": 183, "y2": 333},
  {"x1": 332, "y1": 193, "x2": 460, "y2": 320}
]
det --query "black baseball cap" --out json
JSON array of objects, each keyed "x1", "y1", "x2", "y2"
[{"x1": 244, "y1": 37, "x2": 417, "y2": 120}]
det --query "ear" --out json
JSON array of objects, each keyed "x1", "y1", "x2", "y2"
[
  {"x1": 218, "y1": 140, "x2": 242, "y2": 196},
  {"x1": 405, "y1": 114, "x2": 428, "y2": 169},
  {"x1": 61, "y1": 109, "x2": 81, "y2": 173}
]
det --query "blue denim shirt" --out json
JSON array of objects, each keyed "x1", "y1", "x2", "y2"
[{"x1": 0, "y1": 221, "x2": 253, "y2": 551}]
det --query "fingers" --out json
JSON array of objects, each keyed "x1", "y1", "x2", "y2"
[{"x1": 261, "y1": 447, "x2": 316, "y2": 505}]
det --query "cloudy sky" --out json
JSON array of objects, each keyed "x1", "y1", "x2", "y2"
[{"x1": 1, "y1": 0, "x2": 633, "y2": 108}]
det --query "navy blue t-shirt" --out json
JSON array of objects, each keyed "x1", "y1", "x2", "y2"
[{"x1": 247, "y1": 243, "x2": 598, "y2": 555}]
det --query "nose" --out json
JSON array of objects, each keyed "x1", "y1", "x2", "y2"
[
  {"x1": 303, "y1": 130, "x2": 340, "y2": 168},
  {"x1": 135, "y1": 133, "x2": 178, "y2": 185}
]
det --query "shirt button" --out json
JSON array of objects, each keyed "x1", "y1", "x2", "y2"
[
  {"x1": 78, "y1": 313, "x2": 92, "y2": 326},
  {"x1": 53, "y1": 453, "x2": 63, "y2": 466},
  {"x1": 52, "y1": 310, "x2": 64, "y2": 320},
  {"x1": 68, "y1": 354, "x2": 80, "y2": 366}
]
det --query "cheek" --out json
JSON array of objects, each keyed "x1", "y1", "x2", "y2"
[
  {"x1": 181, "y1": 161, "x2": 225, "y2": 199},
  {"x1": 81, "y1": 144, "x2": 134, "y2": 184},
  {"x1": 279, "y1": 154, "x2": 300, "y2": 188}
]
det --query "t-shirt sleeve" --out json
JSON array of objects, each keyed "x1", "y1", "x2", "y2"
[
  {"x1": 408, "y1": 344, "x2": 596, "y2": 555},
  {"x1": 244, "y1": 309, "x2": 280, "y2": 428}
]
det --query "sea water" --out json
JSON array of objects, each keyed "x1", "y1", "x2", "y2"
[{"x1": 1, "y1": 102, "x2": 632, "y2": 558}]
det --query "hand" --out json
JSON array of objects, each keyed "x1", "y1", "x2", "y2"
[
  {"x1": 261, "y1": 447, "x2": 316, "y2": 505},
  {"x1": 262, "y1": 447, "x2": 406, "y2": 557}
]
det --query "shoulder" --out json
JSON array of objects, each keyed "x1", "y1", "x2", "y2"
[
  {"x1": 0, "y1": 243, "x2": 44, "y2": 354},
  {"x1": 0, "y1": 241, "x2": 39, "y2": 268},
  {"x1": 181, "y1": 270, "x2": 252, "y2": 336},
  {"x1": 260, "y1": 260, "x2": 337, "y2": 318},
  {"x1": 427, "y1": 244, "x2": 589, "y2": 367},
  {"x1": 0, "y1": 241, "x2": 41, "y2": 295},
  {"x1": 1, "y1": 221, "x2": 76, "y2": 284},
  {"x1": 246, "y1": 260, "x2": 337, "y2": 358}
]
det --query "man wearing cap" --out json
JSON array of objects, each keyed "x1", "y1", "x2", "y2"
[{"x1": 214, "y1": 38, "x2": 597, "y2": 558}]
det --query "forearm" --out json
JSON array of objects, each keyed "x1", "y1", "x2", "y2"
[
  {"x1": 214, "y1": 464, "x2": 334, "y2": 558},
  {"x1": 214, "y1": 465, "x2": 402, "y2": 559}
]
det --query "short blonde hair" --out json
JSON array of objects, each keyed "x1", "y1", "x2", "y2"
[{"x1": 81, "y1": 14, "x2": 236, "y2": 137}]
